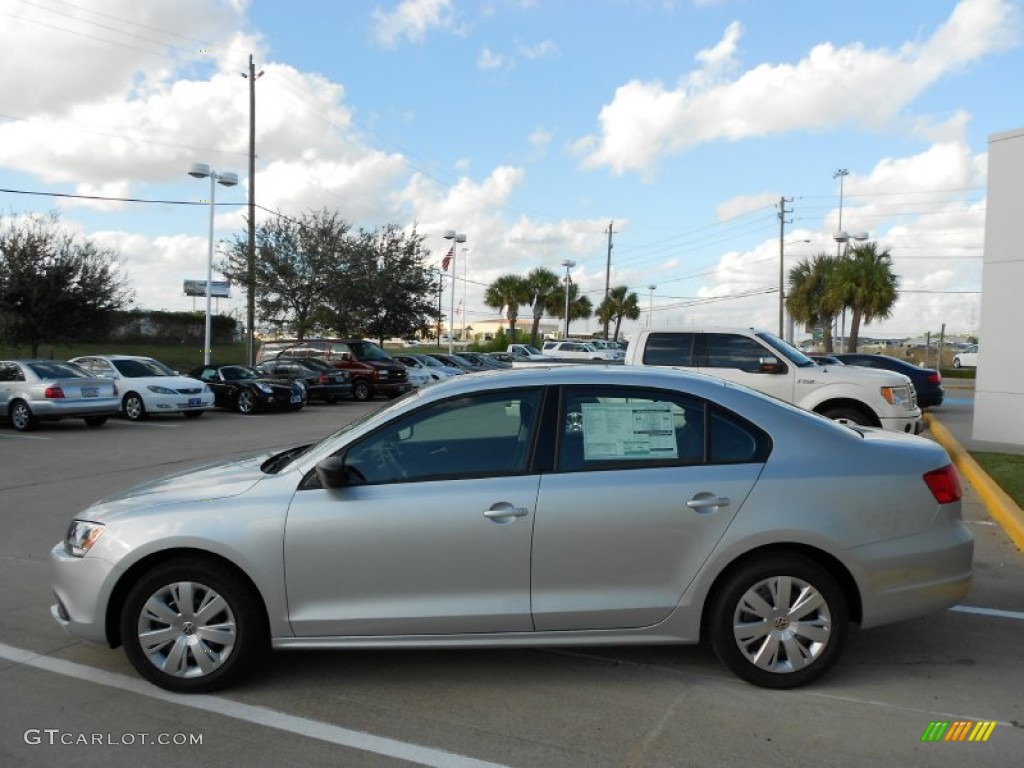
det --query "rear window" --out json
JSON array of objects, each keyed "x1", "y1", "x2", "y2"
[{"x1": 641, "y1": 333, "x2": 697, "y2": 366}]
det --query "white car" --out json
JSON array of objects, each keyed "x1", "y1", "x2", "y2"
[
  {"x1": 952, "y1": 345, "x2": 979, "y2": 369},
  {"x1": 543, "y1": 341, "x2": 621, "y2": 361},
  {"x1": 398, "y1": 360, "x2": 434, "y2": 388},
  {"x1": 69, "y1": 355, "x2": 214, "y2": 420}
]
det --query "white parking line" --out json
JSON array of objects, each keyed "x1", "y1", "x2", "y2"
[
  {"x1": 0, "y1": 642, "x2": 509, "y2": 768},
  {"x1": 0, "y1": 433, "x2": 50, "y2": 440},
  {"x1": 951, "y1": 605, "x2": 1024, "y2": 621}
]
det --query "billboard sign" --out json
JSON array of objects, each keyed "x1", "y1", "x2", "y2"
[{"x1": 183, "y1": 279, "x2": 231, "y2": 298}]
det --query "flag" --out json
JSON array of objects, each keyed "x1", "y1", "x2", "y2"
[{"x1": 442, "y1": 246, "x2": 454, "y2": 271}]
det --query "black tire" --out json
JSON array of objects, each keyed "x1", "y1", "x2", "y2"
[
  {"x1": 952, "y1": 358, "x2": 962, "y2": 369},
  {"x1": 236, "y1": 389, "x2": 257, "y2": 414},
  {"x1": 83, "y1": 416, "x2": 108, "y2": 427},
  {"x1": 119, "y1": 557, "x2": 266, "y2": 693},
  {"x1": 708, "y1": 553, "x2": 848, "y2": 689},
  {"x1": 123, "y1": 392, "x2": 148, "y2": 421},
  {"x1": 10, "y1": 400, "x2": 38, "y2": 431},
  {"x1": 351, "y1": 379, "x2": 372, "y2": 402},
  {"x1": 820, "y1": 405, "x2": 872, "y2": 427},
  {"x1": 183, "y1": 411, "x2": 204, "y2": 419}
]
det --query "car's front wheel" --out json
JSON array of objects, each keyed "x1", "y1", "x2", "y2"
[
  {"x1": 952, "y1": 358, "x2": 962, "y2": 369},
  {"x1": 119, "y1": 558, "x2": 266, "y2": 693},
  {"x1": 83, "y1": 416, "x2": 107, "y2": 427},
  {"x1": 820, "y1": 404, "x2": 873, "y2": 427},
  {"x1": 123, "y1": 393, "x2": 147, "y2": 421},
  {"x1": 351, "y1": 379, "x2": 372, "y2": 401},
  {"x1": 235, "y1": 390, "x2": 257, "y2": 414},
  {"x1": 708, "y1": 553, "x2": 848, "y2": 689}
]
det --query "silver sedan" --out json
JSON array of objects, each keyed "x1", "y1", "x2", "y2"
[
  {"x1": 50, "y1": 366, "x2": 973, "y2": 692},
  {"x1": 1, "y1": 359, "x2": 120, "y2": 430}
]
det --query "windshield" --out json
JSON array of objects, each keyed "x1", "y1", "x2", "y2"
[
  {"x1": 28, "y1": 361, "x2": 90, "y2": 379},
  {"x1": 416, "y1": 355, "x2": 444, "y2": 368},
  {"x1": 221, "y1": 365, "x2": 261, "y2": 381},
  {"x1": 521, "y1": 345, "x2": 543, "y2": 355},
  {"x1": 112, "y1": 358, "x2": 176, "y2": 377},
  {"x1": 755, "y1": 331, "x2": 817, "y2": 368}
]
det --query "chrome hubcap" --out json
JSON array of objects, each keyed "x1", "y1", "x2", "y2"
[
  {"x1": 137, "y1": 581, "x2": 236, "y2": 679},
  {"x1": 732, "y1": 575, "x2": 831, "y2": 674}
]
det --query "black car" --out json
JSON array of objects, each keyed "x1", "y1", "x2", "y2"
[
  {"x1": 188, "y1": 364, "x2": 306, "y2": 414},
  {"x1": 456, "y1": 351, "x2": 513, "y2": 369},
  {"x1": 257, "y1": 357, "x2": 353, "y2": 403},
  {"x1": 427, "y1": 352, "x2": 489, "y2": 373},
  {"x1": 831, "y1": 353, "x2": 944, "y2": 409}
]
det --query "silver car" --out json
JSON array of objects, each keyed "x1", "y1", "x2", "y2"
[
  {"x1": 1, "y1": 359, "x2": 120, "y2": 431},
  {"x1": 50, "y1": 366, "x2": 973, "y2": 693}
]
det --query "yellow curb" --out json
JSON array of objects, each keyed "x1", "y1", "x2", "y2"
[{"x1": 924, "y1": 413, "x2": 1024, "y2": 553}]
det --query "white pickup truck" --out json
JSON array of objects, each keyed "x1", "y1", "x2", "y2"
[
  {"x1": 625, "y1": 327, "x2": 922, "y2": 434},
  {"x1": 507, "y1": 344, "x2": 553, "y2": 361}
]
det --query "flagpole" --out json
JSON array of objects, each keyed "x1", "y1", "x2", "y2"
[
  {"x1": 461, "y1": 247, "x2": 468, "y2": 341},
  {"x1": 443, "y1": 230, "x2": 466, "y2": 355}
]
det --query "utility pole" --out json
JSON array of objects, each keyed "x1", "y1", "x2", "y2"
[
  {"x1": 243, "y1": 55, "x2": 263, "y2": 365},
  {"x1": 777, "y1": 197, "x2": 793, "y2": 338},
  {"x1": 603, "y1": 220, "x2": 614, "y2": 339}
]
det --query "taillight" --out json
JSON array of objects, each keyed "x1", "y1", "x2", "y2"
[
  {"x1": 923, "y1": 465, "x2": 961, "y2": 504},
  {"x1": 318, "y1": 374, "x2": 329, "y2": 384},
  {"x1": 928, "y1": 373, "x2": 941, "y2": 384},
  {"x1": 44, "y1": 386, "x2": 65, "y2": 399}
]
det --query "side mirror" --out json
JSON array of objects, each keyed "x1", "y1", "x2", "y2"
[
  {"x1": 758, "y1": 357, "x2": 786, "y2": 374},
  {"x1": 315, "y1": 456, "x2": 351, "y2": 489}
]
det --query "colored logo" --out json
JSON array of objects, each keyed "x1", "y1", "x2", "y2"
[{"x1": 921, "y1": 721, "x2": 996, "y2": 742}]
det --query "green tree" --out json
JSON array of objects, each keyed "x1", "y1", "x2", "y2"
[
  {"x1": 222, "y1": 208, "x2": 349, "y2": 339},
  {"x1": 0, "y1": 212, "x2": 132, "y2": 355},
  {"x1": 786, "y1": 253, "x2": 843, "y2": 353},
  {"x1": 485, "y1": 273, "x2": 532, "y2": 340},
  {"x1": 524, "y1": 267, "x2": 561, "y2": 347},
  {"x1": 834, "y1": 242, "x2": 899, "y2": 352},
  {"x1": 547, "y1": 282, "x2": 593, "y2": 337},
  {"x1": 596, "y1": 285, "x2": 640, "y2": 342}
]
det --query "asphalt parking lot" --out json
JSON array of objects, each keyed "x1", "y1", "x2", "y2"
[{"x1": 1, "y1": 396, "x2": 1022, "y2": 767}]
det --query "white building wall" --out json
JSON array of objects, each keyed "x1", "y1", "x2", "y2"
[{"x1": 974, "y1": 127, "x2": 1024, "y2": 445}]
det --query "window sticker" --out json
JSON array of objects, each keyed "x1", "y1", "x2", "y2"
[{"x1": 581, "y1": 402, "x2": 678, "y2": 460}]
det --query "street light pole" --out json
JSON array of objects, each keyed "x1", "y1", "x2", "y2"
[
  {"x1": 443, "y1": 230, "x2": 466, "y2": 355},
  {"x1": 188, "y1": 163, "x2": 238, "y2": 366},
  {"x1": 561, "y1": 259, "x2": 576, "y2": 338},
  {"x1": 647, "y1": 284, "x2": 656, "y2": 327}
]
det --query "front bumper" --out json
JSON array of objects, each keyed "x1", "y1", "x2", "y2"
[{"x1": 50, "y1": 542, "x2": 121, "y2": 646}]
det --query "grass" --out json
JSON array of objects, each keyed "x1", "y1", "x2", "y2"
[{"x1": 970, "y1": 452, "x2": 1024, "y2": 509}]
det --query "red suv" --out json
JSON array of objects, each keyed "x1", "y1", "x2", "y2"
[{"x1": 257, "y1": 339, "x2": 411, "y2": 401}]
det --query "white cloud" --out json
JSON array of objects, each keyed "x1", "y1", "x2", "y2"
[
  {"x1": 578, "y1": 0, "x2": 1019, "y2": 176},
  {"x1": 477, "y1": 47, "x2": 511, "y2": 70},
  {"x1": 371, "y1": 0, "x2": 457, "y2": 48}
]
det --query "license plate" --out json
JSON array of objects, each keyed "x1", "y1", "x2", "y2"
[
  {"x1": 188, "y1": 398, "x2": 202, "y2": 407},
  {"x1": 82, "y1": 387, "x2": 98, "y2": 398},
  {"x1": 290, "y1": 393, "x2": 302, "y2": 404}
]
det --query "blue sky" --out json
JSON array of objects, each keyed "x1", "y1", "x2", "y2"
[{"x1": 1, "y1": 0, "x2": 1020, "y2": 340}]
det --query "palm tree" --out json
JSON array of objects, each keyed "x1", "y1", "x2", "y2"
[
  {"x1": 546, "y1": 283, "x2": 593, "y2": 337},
  {"x1": 524, "y1": 267, "x2": 561, "y2": 347},
  {"x1": 596, "y1": 286, "x2": 641, "y2": 342},
  {"x1": 834, "y1": 242, "x2": 899, "y2": 352},
  {"x1": 786, "y1": 253, "x2": 844, "y2": 353},
  {"x1": 484, "y1": 273, "x2": 531, "y2": 341}
]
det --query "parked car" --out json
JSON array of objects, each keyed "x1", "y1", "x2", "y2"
[
  {"x1": 69, "y1": 355, "x2": 214, "y2": 420},
  {"x1": 0, "y1": 359, "x2": 119, "y2": 431},
  {"x1": 426, "y1": 352, "x2": 488, "y2": 373},
  {"x1": 188, "y1": 364, "x2": 305, "y2": 414},
  {"x1": 626, "y1": 328, "x2": 922, "y2": 433},
  {"x1": 392, "y1": 358, "x2": 434, "y2": 389},
  {"x1": 831, "y1": 353, "x2": 945, "y2": 409},
  {"x1": 457, "y1": 351, "x2": 513, "y2": 369},
  {"x1": 507, "y1": 343, "x2": 552, "y2": 361},
  {"x1": 404, "y1": 353, "x2": 464, "y2": 378},
  {"x1": 257, "y1": 357, "x2": 353, "y2": 403},
  {"x1": 257, "y1": 339, "x2": 411, "y2": 402},
  {"x1": 51, "y1": 365, "x2": 971, "y2": 693},
  {"x1": 543, "y1": 341, "x2": 620, "y2": 361},
  {"x1": 809, "y1": 354, "x2": 845, "y2": 366},
  {"x1": 952, "y1": 345, "x2": 979, "y2": 369}
]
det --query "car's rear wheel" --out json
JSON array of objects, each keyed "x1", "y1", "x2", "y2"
[
  {"x1": 351, "y1": 379, "x2": 372, "y2": 401},
  {"x1": 9, "y1": 400, "x2": 38, "y2": 431},
  {"x1": 119, "y1": 558, "x2": 266, "y2": 693},
  {"x1": 708, "y1": 553, "x2": 848, "y2": 689},
  {"x1": 236, "y1": 390, "x2": 257, "y2": 414},
  {"x1": 123, "y1": 393, "x2": 147, "y2": 421},
  {"x1": 952, "y1": 358, "x2": 962, "y2": 369},
  {"x1": 83, "y1": 416, "x2": 107, "y2": 427}
]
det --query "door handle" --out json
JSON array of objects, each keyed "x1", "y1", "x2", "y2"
[
  {"x1": 483, "y1": 504, "x2": 529, "y2": 523},
  {"x1": 686, "y1": 495, "x2": 731, "y2": 512}
]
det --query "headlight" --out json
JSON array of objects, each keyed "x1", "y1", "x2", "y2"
[
  {"x1": 257, "y1": 383, "x2": 274, "y2": 393},
  {"x1": 147, "y1": 385, "x2": 176, "y2": 395},
  {"x1": 881, "y1": 385, "x2": 912, "y2": 407},
  {"x1": 65, "y1": 520, "x2": 105, "y2": 557}
]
